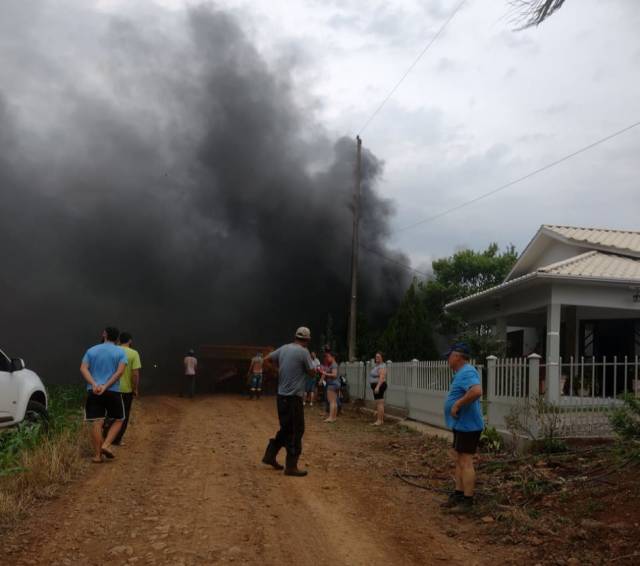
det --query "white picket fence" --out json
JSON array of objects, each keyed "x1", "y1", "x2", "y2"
[
  {"x1": 343, "y1": 355, "x2": 640, "y2": 439},
  {"x1": 343, "y1": 359, "x2": 460, "y2": 429}
]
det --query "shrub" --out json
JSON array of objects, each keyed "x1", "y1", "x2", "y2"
[
  {"x1": 609, "y1": 395, "x2": 640, "y2": 441},
  {"x1": 505, "y1": 396, "x2": 566, "y2": 454},
  {"x1": 480, "y1": 426, "x2": 504, "y2": 453},
  {"x1": 0, "y1": 385, "x2": 86, "y2": 529}
]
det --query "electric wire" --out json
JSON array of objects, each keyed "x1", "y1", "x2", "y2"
[
  {"x1": 358, "y1": 0, "x2": 468, "y2": 135},
  {"x1": 395, "y1": 119, "x2": 640, "y2": 233},
  {"x1": 359, "y1": 243, "x2": 429, "y2": 278}
]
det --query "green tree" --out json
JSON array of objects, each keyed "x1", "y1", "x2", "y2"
[
  {"x1": 379, "y1": 243, "x2": 518, "y2": 361},
  {"x1": 379, "y1": 280, "x2": 437, "y2": 361}
]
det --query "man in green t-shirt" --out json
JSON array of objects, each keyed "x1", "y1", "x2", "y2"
[{"x1": 111, "y1": 331, "x2": 142, "y2": 446}]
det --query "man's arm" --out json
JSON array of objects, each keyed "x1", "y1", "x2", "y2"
[
  {"x1": 80, "y1": 362, "x2": 102, "y2": 394},
  {"x1": 132, "y1": 352, "x2": 142, "y2": 395},
  {"x1": 102, "y1": 362, "x2": 127, "y2": 392},
  {"x1": 451, "y1": 384, "x2": 482, "y2": 417},
  {"x1": 132, "y1": 369, "x2": 141, "y2": 396}
]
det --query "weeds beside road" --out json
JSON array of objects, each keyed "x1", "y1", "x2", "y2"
[{"x1": 0, "y1": 385, "x2": 87, "y2": 530}]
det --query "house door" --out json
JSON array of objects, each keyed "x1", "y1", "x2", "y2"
[
  {"x1": 580, "y1": 319, "x2": 638, "y2": 397},
  {"x1": 580, "y1": 320, "x2": 636, "y2": 359},
  {"x1": 507, "y1": 330, "x2": 524, "y2": 357}
]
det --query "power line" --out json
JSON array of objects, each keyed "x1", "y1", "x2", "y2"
[
  {"x1": 358, "y1": 0, "x2": 467, "y2": 135},
  {"x1": 396, "y1": 119, "x2": 640, "y2": 234},
  {"x1": 360, "y1": 242, "x2": 429, "y2": 278}
]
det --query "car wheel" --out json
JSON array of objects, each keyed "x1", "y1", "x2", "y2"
[{"x1": 24, "y1": 400, "x2": 49, "y2": 432}]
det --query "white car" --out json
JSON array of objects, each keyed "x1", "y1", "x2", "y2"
[{"x1": 0, "y1": 348, "x2": 48, "y2": 428}]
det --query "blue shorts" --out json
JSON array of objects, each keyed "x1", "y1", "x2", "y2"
[
  {"x1": 326, "y1": 380, "x2": 341, "y2": 392},
  {"x1": 305, "y1": 376, "x2": 317, "y2": 393},
  {"x1": 250, "y1": 374, "x2": 263, "y2": 389}
]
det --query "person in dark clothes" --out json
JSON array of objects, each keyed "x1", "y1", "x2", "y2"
[{"x1": 261, "y1": 327, "x2": 315, "y2": 477}]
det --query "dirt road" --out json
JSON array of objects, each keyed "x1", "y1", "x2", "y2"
[{"x1": 2, "y1": 396, "x2": 514, "y2": 566}]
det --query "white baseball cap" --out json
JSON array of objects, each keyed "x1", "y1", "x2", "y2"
[{"x1": 295, "y1": 326, "x2": 311, "y2": 340}]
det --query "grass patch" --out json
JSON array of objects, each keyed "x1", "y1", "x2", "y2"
[{"x1": 0, "y1": 385, "x2": 87, "y2": 530}]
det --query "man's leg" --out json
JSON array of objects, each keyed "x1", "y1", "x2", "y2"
[
  {"x1": 103, "y1": 420, "x2": 123, "y2": 451},
  {"x1": 91, "y1": 420, "x2": 104, "y2": 462},
  {"x1": 455, "y1": 451, "x2": 464, "y2": 492},
  {"x1": 441, "y1": 436, "x2": 464, "y2": 507},
  {"x1": 113, "y1": 393, "x2": 133, "y2": 445},
  {"x1": 285, "y1": 396, "x2": 306, "y2": 476},
  {"x1": 459, "y1": 453, "x2": 476, "y2": 497},
  {"x1": 100, "y1": 393, "x2": 124, "y2": 457},
  {"x1": 263, "y1": 395, "x2": 288, "y2": 469}
]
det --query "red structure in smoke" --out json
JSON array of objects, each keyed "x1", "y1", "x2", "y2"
[{"x1": 198, "y1": 344, "x2": 277, "y2": 394}]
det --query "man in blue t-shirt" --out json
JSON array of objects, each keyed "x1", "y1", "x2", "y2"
[
  {"x1": 442, "y1": 342, "x2": 483, "y2": 510},
  {"x1": 80, "y1": 326, "x2": 128, "y2": 463}
]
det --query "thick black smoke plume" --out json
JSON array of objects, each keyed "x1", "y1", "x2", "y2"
[{"x1": 0, "y1": 1, "x2": 410, "y2": 386}]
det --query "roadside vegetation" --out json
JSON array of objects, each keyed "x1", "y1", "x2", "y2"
[
  {"x1": 349, "y1": 405, "x2": 640, "y2": 564},
  {"x1": 0, "y1": 385, "x2": 87, "y2": 530}
]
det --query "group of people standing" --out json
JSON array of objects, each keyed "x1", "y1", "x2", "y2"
[
  {"x1": 260, "y1": 326, "x2": 390, "y2": 477},
  {"x1": 79, "y1": 324, "x2": 483, "y2": 511},
  {"x1": 80, "y1": 326, "x2": 142, "y2": 463},
  {"x1": 261, "y1": 326, "x2": 483, "y2": 511},
  {"x1": 250, "y1": 344, "x2": 386, "y2": 426}
]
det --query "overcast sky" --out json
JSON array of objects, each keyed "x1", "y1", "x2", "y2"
[{"x1": 77, "y1": 0, "x2": 640, "y2": 271}]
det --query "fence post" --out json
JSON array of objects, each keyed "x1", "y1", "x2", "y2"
[
  {"x1": 360, "y1": 361, "x2": 365, "y2": 400},
  {"x1": 409, "y1": 359, "x2": 418, "y2": 411},
  {"x1": 528, "y1": 354, "x2": 541, "y2": 400},
  {"x1": 486, "y1": 355, "x2": 497, "y2": 427}
]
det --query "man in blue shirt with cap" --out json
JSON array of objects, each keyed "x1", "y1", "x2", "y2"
[{"x1": 442, "y1": 342, "x2": 483, "y2": 510}]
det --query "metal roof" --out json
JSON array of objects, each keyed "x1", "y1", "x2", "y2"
[
  {"x1": 446, "y1": 251, "x2": 640, "y2": 309},
  {"x1": 543, "y1": 225, "x2": 640, "y2": 256},
  {"x1": 538, "y1": 250, "x2": 640, "y2": 279}
]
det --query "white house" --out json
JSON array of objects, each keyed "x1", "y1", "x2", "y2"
[{"x1": 446, "y1": 225, "x2": 640, "y2": 402}]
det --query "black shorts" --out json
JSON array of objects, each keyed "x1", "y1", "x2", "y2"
[
  {"x1": 371, "y1": 382, "x2": 387, "y2": 400},
  {"x1": 85, "y1": 391, "x2": 125, "y2": 421},
  {"x1": 453, "y1": 430, "x2": 482, "y2": 454}
]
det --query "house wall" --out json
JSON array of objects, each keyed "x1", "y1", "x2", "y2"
[
  {"x1": 552, "y1": 282, "x2": 640, "y2": 311},
  {"x1": 536, "y1": 241, "x2": 584, "y2": 270},
  {"x1": 506, "y1": 326, "x2": 539, "y2": 355},
  {"x1": 460, "y1": 281, "x2": 552, "y2": 324}
]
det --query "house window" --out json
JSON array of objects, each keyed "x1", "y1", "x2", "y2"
[{"x1": 583, "y1": 322, "x2": 594, "y2": 357}]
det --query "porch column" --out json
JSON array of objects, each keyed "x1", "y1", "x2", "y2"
[
  {"x1": 546, "y1": 303, "x2": 561, "y2": 403},
  {"x1": 495, "y1": 317, "x2": 507, "y2": 355}
]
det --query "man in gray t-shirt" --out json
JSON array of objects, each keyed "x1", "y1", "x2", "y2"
[{"x1": 262, "y1": 326, "x2": 315, "y2": 477}]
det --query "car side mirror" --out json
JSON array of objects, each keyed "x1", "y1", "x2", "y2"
[{"x1": 11, "y1": 358, "x2": 25, "y2": 372}]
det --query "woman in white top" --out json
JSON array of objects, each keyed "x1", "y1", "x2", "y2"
[{"x1": 368, "y1": 352, "x2": 387, "y2": 426}]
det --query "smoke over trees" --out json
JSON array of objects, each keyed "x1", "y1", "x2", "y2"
[{"x1": 0, "y1": 1, "x2": 411, "y2": 385}]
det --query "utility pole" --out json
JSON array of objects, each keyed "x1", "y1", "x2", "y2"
[{"x1": 348, "y1": 136, "x2": 362, "y2": 362}]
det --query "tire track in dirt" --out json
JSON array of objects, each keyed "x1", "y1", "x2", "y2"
[{"x1": 2, "y1": 395, "x2": 505, "y2": 565}]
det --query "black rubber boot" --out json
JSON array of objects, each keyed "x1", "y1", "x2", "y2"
[
  {"x1": 262, "y1": 440, "x2": 284, "y2": 470},
  {"x1": 284, "y1": 455, "x2": 308, "y2": 477}
]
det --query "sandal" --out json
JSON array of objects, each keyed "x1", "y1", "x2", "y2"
[{"x1": 101, "y1": 447, "x2": 115, "y2": 459}]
